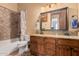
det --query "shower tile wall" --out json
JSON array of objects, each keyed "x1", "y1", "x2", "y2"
[
  {"x1": 10, "y1": 12, "x2": 20, "y2": 39},
  {"x1": 0, "y1": 6, "x2": 20, "y2": 41}
]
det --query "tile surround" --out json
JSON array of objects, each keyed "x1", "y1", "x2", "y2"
[{"x1": 0, "y1": 6, "x2": 20, "y2": 41}]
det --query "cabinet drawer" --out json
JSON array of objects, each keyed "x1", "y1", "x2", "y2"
[
  {"x1": 30, "y1": 36, "x2": 44, "y2": 44},
  {"x1": 45, "y1": 48, "x2": 55, "y2": 56},
  {"x1": 30, "y1": 36, "x2": 37, "y2": 42},
  {"x1": 45, "y1": 43, "x2": 55, "y2": 49},
  {"x1": 57, "y1": 38, "x2": 79, "y2": 47},
  {"x1": 44, "y1": 37, "x2": 55, "y2": 44}
]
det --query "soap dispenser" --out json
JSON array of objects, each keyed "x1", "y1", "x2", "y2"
[{"x1": 35, "y1": 19, "x2": 41, "y2": 34}]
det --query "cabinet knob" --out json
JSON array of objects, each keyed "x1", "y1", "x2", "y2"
[{"x1": 73, "y1": 48, "x2": 79, "y2": 51}]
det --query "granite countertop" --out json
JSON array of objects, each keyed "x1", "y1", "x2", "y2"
[{"x1": 30, "y1": 34, "x2": 79, "y2": 40}]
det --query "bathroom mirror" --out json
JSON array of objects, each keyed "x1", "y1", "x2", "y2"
[
  {"x1": 40, "y1": 7, "x2": 68, "y2": 31},
  {"x1": 51, "y1": 7, "x2": 68, "y2": 30},
  {"x1": 51, "y1": 13, "x2": 60, "y2": 30}
]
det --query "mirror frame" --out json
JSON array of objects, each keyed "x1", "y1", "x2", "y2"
[{"x1": 40, "y1": 7, "x2": 69, "y2": 31}]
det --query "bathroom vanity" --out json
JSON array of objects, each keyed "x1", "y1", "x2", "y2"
[
  {"x1": 30, "y1": 6, "x2": 79, "y2": 56},
  {"x1": 30, "y1": 34, "x2": 79, "y2": 56}
]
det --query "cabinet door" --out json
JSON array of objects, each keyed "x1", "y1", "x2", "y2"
[
  {"x1": 37, "y1": 37, "x2": 45, "y2": 56},
  {"x1": 45, "y1": 43, "x2": 55, "y2": 56},
  {"x1": 56, "y1": 45, "x2": 71, "y2": 56},
  {"x1": 45, "y1": 37, "x2": 56, "y2": 56},
  {"x1": 30, "y1": 42, "x2": 38, "y2": 55},
  {"x1": 30, "y1": 36, "x2": 45, "y2": 56},
  {"x1": 72, "y1": 47, "x2": 79, "y2": 56},
  {"x1": 30, "y1": 36, "x2": 38, "y2": 55},
  {"x1": 37, "y1": 44, "x2": 45, "y2": 56}
]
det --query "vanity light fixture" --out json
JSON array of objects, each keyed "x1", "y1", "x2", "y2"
[
  {"x1": 48, "y1": 4, "x2": 51, "y2": 8},
  {"x1": 41, "y1": 3, "x2": 57, "y2": 12},
  {"x1": 47, "y1": 3, "x2": 57, "y2": 8}
]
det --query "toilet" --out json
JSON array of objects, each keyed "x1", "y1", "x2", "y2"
[
  {"x1": 18, "y1": 35, "x2": 30, "y2": 55},
  {"x1": 23, "y1": 35, "x2": 30, "y2": 51}
]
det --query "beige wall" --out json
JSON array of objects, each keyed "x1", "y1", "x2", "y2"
[
  {"x1": 0, "y1": 3, "x2": 18, "y2": 11},
  {"x1": 78, "y1": 4, "x2": 79, "y2": 21},
  {"x1": 18, "y1": 4, "x2": 46, "y2": 34},
  {"x1": 18, "y1": 3, "x2": 79, "y2": 34}
]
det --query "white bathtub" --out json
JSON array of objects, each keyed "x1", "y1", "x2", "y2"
[
  {"x1": 0, "y1": 39, "x2": 18, "y2": 56},
  {"x1": 0, "y1": 37, "x2": 29, "y2": 56},
  {"x1": 0, "y1": 43, "x2": 18, "y2": 56}
]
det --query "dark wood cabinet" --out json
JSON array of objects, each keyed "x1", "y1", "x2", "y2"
[
  {"x1": 37, "y1": 37, "x2": 45, "y2": 56},
  {"x1": 56, "y1": 38, "x2": 79, "y2": 56},
  {"x1": 44, "y1": 37, "x2": 56, "y2": 56},
  {"x1": 30, "y1": 36, "x2": 45, "y2": 55},
  {"x1": 56, "y1": 46, "x2": 79, "y2": 56},
  {"x1": 72, "y1": 47, "x2": 79, "y2": 56},
  {"x1": 30, "y1": 36, "x2": 38, "y2": 55},
  {"x1": 30, "y1": 36, "x2": 56, "y2": 56},
  {"x1": 30, "y1": 36, "x2": 79, "y2": 56},
  {"x1": 37, "y1": 44, "x2": 45, "y2": 56},
  {"x1": 56, "y1": 38, "x2": 72, "y2": 56},
  {"x1": 56, "y1": 45, "x2": 71, "y2": 56}
]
